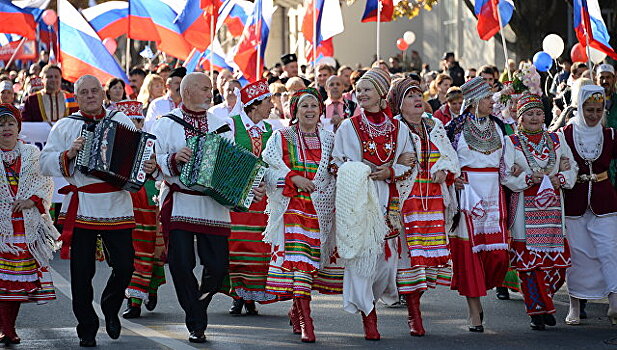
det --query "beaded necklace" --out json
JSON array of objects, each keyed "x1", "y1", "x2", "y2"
[
  {"x1": 463, "y1": 115, "x2": 502, "y2": 155},
  {"x1": 360, "y1": 110, "x2": 395, "y2": 163},
  {"x1": 517, "y1": 130, "x2": 556, "y2": 174},
  {"x1": 295, "y1": 125, "x2": 320, "y2": 178}
]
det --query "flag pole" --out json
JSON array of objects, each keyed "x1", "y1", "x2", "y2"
[
  {"x1": 125, "y1": 36, "x2": 131, "y2": 75},
  {"x1": 582, "y1": 10, "x2": 593, "y2": 77},
  {"x1": 312, "y1": 0, "x2": 317, "y2": 85},
  {"x1": 210, "y1": 11, "x2": 215, "y2": 84},
  {"x1": 6, "y1": 38, "x2": 28, "y2": 70},
  {"x1": 495, "y1": 1, "x2": 511, "y2": 80},
  {"x1": 256, "y1": 11, "x2": 262, "y2": 81},
  {"x1": 376, "y1": 0, "x2": 381, "y2": 61}
]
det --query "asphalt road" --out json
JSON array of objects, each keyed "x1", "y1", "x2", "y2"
[{"x1": 9, "y1": 255, "x2": 617, "y2": 350}]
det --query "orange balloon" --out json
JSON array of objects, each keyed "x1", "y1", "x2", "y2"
[
  {"x1": 570, "y1": 43, "x2": 588, "y2": 63},
  {"x1": 396, "y1": 38, "x2": 408, "y2": 51}
]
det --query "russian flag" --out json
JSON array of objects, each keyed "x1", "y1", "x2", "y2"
[
  {"x1": 306, "y1": 37, "x2": 334, "y2": 63},
  {"x1": 199, "y1": 39, "x2": 233, "y2": 71},
  {"x1": 129, "y1": 0, "x2": 193, "y2": 60},
  {"x1": 175, "y1": 0, "x2": 220, "y2": 51},
  {"x1": 58, "y1": 0, "x2": 128, "y2": 84},
  {"x1": 82, "y1": 1, "x2": 129, "y2": 39},
  {"x1": 0, "y1": 0, "x2": 37, "y2": 39},
  {"x1": 218, "y1": 0, "x2": 253, "y2": 37},
  {"x1": 361, "y1": 0, "x2": 393, "y2": 23},
  {"x1": 474, "y1": 0, "x2": 514, "y2": 41},
  {"x1": 0, "y1": 34, "x2": 21, "y2": 47},
  {"x1": 574, "y1": 0, "x2": 617, "y2": 60},
  {"x1": 302, "y1": 0, "x2": 344, "y2": 47},
  {"x1": 232, "y1": 0, "x2": 274, "y2": 83}
]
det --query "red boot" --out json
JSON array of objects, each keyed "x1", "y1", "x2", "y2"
[
  {"x1": 288, "y1": 299, "x2": 301, "y2": 334},
  {"x1": 405, "y1": 292, "x2": 426, "y2": 336},
  {"x1": 4, "y1": 302, "x2": 20, "y2": 344},
  {"x1": 295, "y1": 298, "x2": 315, "y2": 343},
  {"x1": 361, "y1": 308, "x2": 380, "y2": 340}
]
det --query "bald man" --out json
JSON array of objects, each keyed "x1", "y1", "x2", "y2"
[
  {"x1": 322, "y1": 75, "x2": 358, "y2": 132},
  {"x1": 40, "y1": 74, "x2": 156, "y2": 347},
  {"x1": 151, "y1": 73, "x2": 264, "y2": 343}
]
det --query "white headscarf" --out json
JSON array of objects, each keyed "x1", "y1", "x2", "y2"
[{"x1": 571, "y1": 85, "x2": 605, "y2": 160}]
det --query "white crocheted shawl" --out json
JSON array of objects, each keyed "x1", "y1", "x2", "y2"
[
  {"x1": 0, "y1": 142, "x2": 59, "y2": 267},
  {"x1": 335, "y1": 161, "x2": 388, "y2": 277},
  {"x1": 262, "y1": 126, "x2": 337, "y2": 266}
]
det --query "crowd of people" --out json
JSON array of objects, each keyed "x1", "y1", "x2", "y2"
[{"x1": 0, "y1": 48, "x2": 616, "y2": 347}]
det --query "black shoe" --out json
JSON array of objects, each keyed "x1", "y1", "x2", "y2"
[
  {"x1": 105, "y1": 315, "x2": 122, "y2": 339},
  {"x1": 530, "y1": 315, "x2": 546, "y2": 330},
  {"x1": 244, "y1": 301, "x2": 258, "y2": 316},
  {"x1": 468, "y1": 325, "x2": 484, "y2": 333},
  {"x1": 188, "y1": 330, "x2": 206, "y2": 343},
  {"x1": 580, "y1": 299, "x2": 588, "y2": 319},
  {"x1": 496, "y1": 287, "x2": 510, "y2": 300},
  {"x1": 79, "y1": 338, "x2": 97, "y2": 347},
  {"x1": 122, "y1": 305, "x2": 141, "y2": 319},
  {"x1": 543, "y1": 313, "x2": 557, "y2": 326},
  {"x1": 145, "y1": 295, "x2": 158, "y2": 312},
  {"x1": 229, "y1": 299, "x2": 244, "y2": 315}
]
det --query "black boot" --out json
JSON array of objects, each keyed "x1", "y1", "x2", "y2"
[
  {"x1": 145, "y1": 294, "x2": 158, "y2": 312},
  {"x1": 579, "y1": 299, "x2": 588, "y2": 319},
  {"x1": 496, "y1": 287, "x2": 510, "y2": 300},
  {"x1": 530, "y1": 315, "x2": 545, "y2": 330},
  {"x1": 229, "y1": 299, "x2": 244, "y2": 315},
  {"x1": 122, "y1": 300, "x2": 141, "y2": 319},
  {"x1": 244, "y1": 301, "x2": 258, "y2": 316}
]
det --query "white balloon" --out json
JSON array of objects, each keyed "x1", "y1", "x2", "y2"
[
  {"x1": 589, "y1": 47, "x2": 607, "y2": 64},
  {"x1": 542, "y1": 34, "x2": 565, "y2": 59},
  {"x1": 403, "y1": 31, "x2": 416, "y2": 45}
]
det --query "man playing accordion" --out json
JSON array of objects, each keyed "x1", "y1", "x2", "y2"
[
  {"x1": 151, "y1": 72, "x2": 265, "y2": 343},
  {"x1": 40, "y1": 75, "x2": 157, "y2": 347}
]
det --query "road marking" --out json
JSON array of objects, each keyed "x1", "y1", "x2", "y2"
[{"x1": 49, "y1": 267, "x2": 198, "y2": 350}]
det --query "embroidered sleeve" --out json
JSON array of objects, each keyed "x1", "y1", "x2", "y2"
[
  {"x1": 556, "y1": 172, "x2": 566, "y2": 187},
  {"x1": 168, "y1": 153, "x2": 181, "y2": 176},
  {"x1": 59, "y1": 150, "x2": 72, "y2": 177}
]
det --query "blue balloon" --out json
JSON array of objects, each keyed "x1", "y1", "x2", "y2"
[{"x1": 533, "y1": 51, "x2": 553, "y2": 72}]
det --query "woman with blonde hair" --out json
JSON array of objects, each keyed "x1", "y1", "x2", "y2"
[
  {"x1": 428, "y1": 74, "x2": 453, "y2": 112},
  {"x1": 137, "y1": 74, "x2": 165, "y2": 115}
]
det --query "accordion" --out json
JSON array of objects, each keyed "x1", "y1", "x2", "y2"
[
  {"x1": 180, "y1": 133, "x2": 267, "y2": 212},
  {"x1": 76, "y1": 118, "x2": 156, "y2": 192}
]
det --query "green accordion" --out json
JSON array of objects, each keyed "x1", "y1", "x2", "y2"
[{"x1": 180, "y1": 133, "x2": 267, "y2": 212}]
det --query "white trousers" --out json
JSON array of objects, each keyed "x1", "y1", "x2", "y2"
[
  {"x1": 565, "y1": 211, "x2": 617, "y2": 299},
  {"x1": 342, "y1": 239, "x2": 398, "y2": 314}
]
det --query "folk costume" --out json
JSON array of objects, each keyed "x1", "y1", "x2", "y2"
[
  {"x1": 116, "y1": 101, "x2": 166, "y2": 319},
  {"x1": 389, "y1": 79, "x2": 460, "y2": 336},
  {"x1": 500, "y1": 93, "x2": 577, "y2": 329},
  {"x1": 225, "y1": 81, "x2": 276, "y2": 315},
  {"x1": 151, "y1": 103, "x2": 233, "y2": 338},
  {"x1": 331, "y1": 68, "x2": 416, "y2": 340},
  {"x1": 562, "y1": 85, "x2": 617, "y2": 325},
  {"x1": 40, "y1": 107, "x2": 136, "y2": 342},
  {"x1": 262, "y1": 88, "x2": 339, "y2": 342},
  {"x1": 0, "y1": 105, "x2": 59, "y2": 344},
  {"x1": 22, "y1": 89, "x2": 78, "y2": 123},
  {"x1": 444, "y1": 77, "x2": 509, "y2": 299}
]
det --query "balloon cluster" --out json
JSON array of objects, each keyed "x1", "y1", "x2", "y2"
[
  {"x1": 396, "y1": 31, "x2": 415, "y2": 51},
  {"x1": 532, "y1": 33, "x2": 608, "y2": 72}
]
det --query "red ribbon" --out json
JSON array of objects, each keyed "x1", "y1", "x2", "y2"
[{"x1": 57, "y1": 182, "x2": 122, "y2": 259}]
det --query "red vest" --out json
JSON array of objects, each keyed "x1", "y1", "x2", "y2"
[{"x1": 562, "y1": 124, "x2": 617, "y2": 216}]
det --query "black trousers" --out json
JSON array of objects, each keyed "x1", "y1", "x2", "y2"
[
  {"x1": 167, "y1": 229, "x2": 229, "y2": 332},
  {"x1": 70, "y1": 227, "x2": 134, "y2": 339}
]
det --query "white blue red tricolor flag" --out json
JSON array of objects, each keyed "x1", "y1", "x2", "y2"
[
  {"x1": 573, "y1": 0, "x2": 617, "y2": 59},
  {"x1": 82, "y1": 1, "x2": 129, "y2": 39},
  {"x1": 0, "y1": 0, "x2": 37, "y2": 39},
  {"x1": 361, "y1": 0, "x2": 393, "y2": 23},
  {"x1": 58, "y1": 0, "x2": 128, "y2": 84},
  {"x1": 232, "y1": 0, "x2": 274, "y2": 83},
  {"x1": 474, "y1": 0, "x2": 514, "y2": 41}
]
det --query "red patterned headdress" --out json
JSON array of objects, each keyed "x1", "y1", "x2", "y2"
[
  {"x1": 115, "y1": 100, "x2": 144, "y2": 119},
  {"x1": 240, "y1": 79, "x2": 271, "y2": 107}
]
